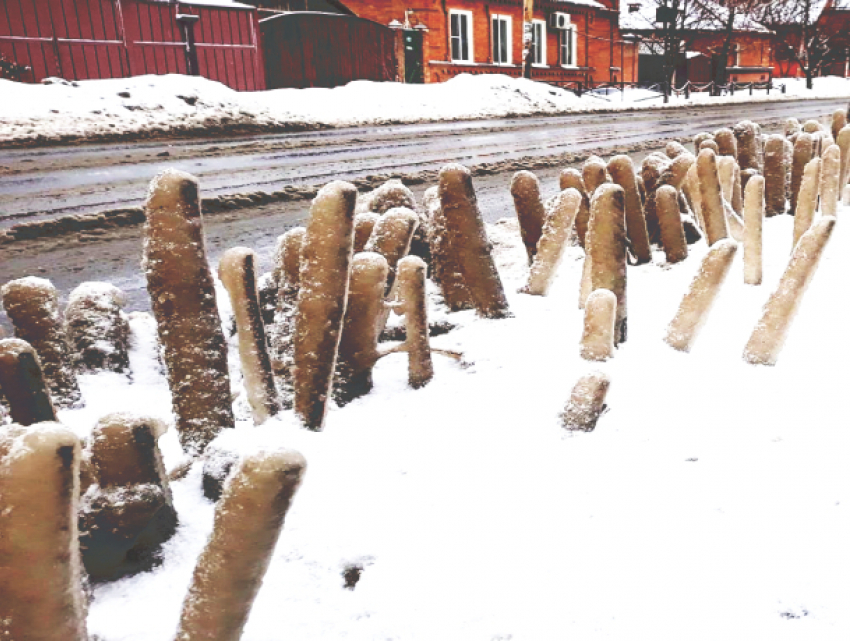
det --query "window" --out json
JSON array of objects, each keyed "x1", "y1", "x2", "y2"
[
  {"x1": 492, "y1": 15, "x2": 512, "y2": 65},
  {"x1": 530, "y1": 19, "x2": 546, "y2": 66},
  {"x1": 559, "y1": 24, "x2": 577, "y2": 66},
  {"x1": 450, "y1": 10, "x2": 473, "y2": 63}
]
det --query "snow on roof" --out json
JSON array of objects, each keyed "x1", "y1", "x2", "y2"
[
  {"x1": 619, "y1": 0, "x2": 770, "y2": 33},
  {"x1": 177, "y1": 0, "x2": 254, "y2": 9},
  {"x1": 551, "y1": 0, "x2": 609, "y2": 9}
]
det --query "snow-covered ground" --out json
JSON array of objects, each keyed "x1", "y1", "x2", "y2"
[
  {"x1": 49, "y1": 190, "x2": 850, "y2": 639},
  {"x1": 1, "y1": 73, "x2": 849, "y2": 146}
]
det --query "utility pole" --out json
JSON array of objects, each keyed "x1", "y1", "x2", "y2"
[{"x1": 522, "y1": 0, "x2": 534, "y2": 79}]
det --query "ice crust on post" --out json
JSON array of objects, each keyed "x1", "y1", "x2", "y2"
[
  {"x1": 733, "y1": 121, "x2": 760, "y2": 171},
  {"x1": 353, "y1": 213, "x2": 380, "y2": 253},
  {"x1": 837, "y1": 126, "x2": 850, "y2": 200},
  {"x1": 293, "y1": 180, "x2": 357, "y2": 430},
  {"x1": 587, "y1": 184, "x2": 627, "y2": 344},
  {"x1": 65, "y1": 281, "x2": 130, "y2": 373},
  {"x1": 820, "y1": 144, "x2": 841, "y2": 218},
  {"x1": 561, "y1": 371, "x2": 611, "y2": 432},
  {"x1": 655, "y1": 185, "x2": 688, "y2": 264},
  {"x1": 793, "y1": 158, "x2": 822, "y2": 249},
  {"x1": 219, "y1": 247, "x2": 280, "y2": 424},
  {"x1": 268, "y1": 227, "x2": 305, "y2": 408},
  {"x1": 607, "y1": 155, "x2": 651, "y2": 265},
  {"x1": 744, "y1": 175, "x2": 765, "y2": 286},
  {"x1": 175, "y1": 448, "x2": 306, "y2": 641},
  {"x1": 580, "y1": 289, "x2": 617, "y2": 362},
  {"x1": 438, "y1": 163, "x2": 511, "y2": 319},
  {"x1": 582, "y1": 156, "x2": 608, "y2": 196},
  {"x1": 790, "y1": 132, "x2": 814, "y2": 216},
  {"x1": 665, "y1": 239, "x2": 738, "y2": 353},
  {"x1": 640, "y1": 154, "x2": 666, "y2": 243},
  {"x1": 559, "y1": 168, "x2": 591, "y2": 247},
  {"x1": 696, "y1": 149, "x2": 729, "y2": 246},
  {"x1": 522, "y1": 188, "x2": 581, "y2": 296},
  {"x1": 335, "y1": 252, "x2": 388, "y2": 405},
  {"x1": 714, "y1": 128, "x2": 738, "y2": 158},
  {"x1": 0, "y1": 338, "x2": 57, "y2": 425},
  {"x1": 744, "y1": 216, "x2": 836, "y2": 366},
  {"x1": 397, "y1": 255, "x2": 434, "y2": 389},
  {"x1": 78, "y1": 413, "x2": 177, "y2": 581},
  {"x1": 764, "y1": 134, "x2": 787, "y2": 217},
  {"x1": 0, "y1": 423, "x2": 88, "y2": 641},
  {"x1": 364, "y1": 207, "x2": 420, "y2": 297},
  {"x1": 510, "y1": 170, "x2": 547, "y2": 263},
  {"x1": 1, "y1": 276, "x2": 80, "y2": 407},
  {"x1": 426, "y1": 184, "x2": 472, "y2": 311}
]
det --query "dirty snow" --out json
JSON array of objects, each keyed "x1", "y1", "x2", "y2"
[
  {"x1": 33, "y1": 182, "x2": 849, "y2": 639},
  {"x1": 2, "y1": 73, "x2": 849, "y2": 146}
]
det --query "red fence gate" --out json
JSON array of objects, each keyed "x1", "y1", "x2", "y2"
[{"x1": 0, "y1": 0, "x2": 265, "y2": 91}]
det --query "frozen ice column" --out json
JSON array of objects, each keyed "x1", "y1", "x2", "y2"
[
  {"x1": 744, "y1": 175, "x2": 765, "y2": 286},
  {"x1": 607, "y1": 155, "x2": 652, "y2": 265},
  {"x1": 561, "y1": 371, "x2": 611, "y2": 432},
  {"x1": 587, "y1": 184, "x2": 627, "y2": 344},
  {"x1": 0, "y1": 423, "x2": 88, "y2": 641},
  {"x1": 0, "y1": 338, "x2": 57, "y2": 425},
  {"x1": 293, "y1": 180, "x2": 357, "y2": 430},
  {"x1": 397, "y1": 255, "x2": 434, "y2": 389},
  {"x1": 175, "y1": 448, "x2": 306, "y2": 641},
  {"x1": 522, "y1": 188, "x2": 582, "y2": 296},
  {"x1": 143, "y1": 169, "x2": 234, "y2": 454},
  {"x1": 65, "y1": 281, "x2": 131, "y2": 373},
  {"x1": 580, "y1": 289, "x2": 617, "y2": 362},
  {"x1": 510, "y1": 170, "x2": 547, "y2": 263}
]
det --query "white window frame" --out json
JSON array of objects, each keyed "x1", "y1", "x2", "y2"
[
  {"x1": 530, "y1": 19, "x2": 546, "y2": 66},
  {"x1": 449, "y1": 9, "x2": 474, "y2": 63},
  {"x1": 559, "y1": 23, "x2": 578, "y2": 67},
  {"x1": 491, "y1": 14, "x2": 512, "y2": 65}
]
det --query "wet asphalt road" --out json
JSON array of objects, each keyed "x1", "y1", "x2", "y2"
[{"x1": 0, "y1": 97, "x2": 845, "y2": 332}]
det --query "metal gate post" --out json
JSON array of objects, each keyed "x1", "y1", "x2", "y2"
[{"x1": 176, "y1": 14, "x2": 201, "y2": 76}]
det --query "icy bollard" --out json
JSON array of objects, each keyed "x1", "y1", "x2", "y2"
[
  {"x1": 837, "y1": 126, "x2": 850, "y2": 195},
  {"x1": 397, "y1": 256, "x2": 433, "y2": 389},
  {"x1": 665, "y1": 141, "x2": 688, "y2": 158},
  {"x1": 700, "y1": 139, "x2": 720, "y2": 154},
  {"x1": 522, "y1": 188, "x2": 582, "y2": 296},
  {"x1": 1, "y1": 277, "x2": 80, "y2": 406},
  {"x1": 427, "y1": 184, "x2": 473, "y2": 311},
  {"x1": 733, "y1": 121, "x2": 760, "y2": 171},
  {"x1": 175, "y1": 448, "x2": 306, "y2": 641},
  {"x1": 790, "y1": 132, "x2": 814, "y2": 215},
  {"x1": 664, "y1": 239, "x2": 737, "y2": 352},
  {"x1": 293, "y1": 180, "x2": 357, "y2": 430},
  {"x1": 582, "y1": 156, "x2": 608, "y2": 196},
  {"x1": 731, "y1": 163, "x2": 744, "y2": 215},
  {"x1": 831, "y1": 109, "x2": 847, "y2": 141},
  {"x1": 438, "y1": 164, "x2": 511, "y2": 319},
  {"x1": 256, "y1": 272, "x2": 277, "y2": 327},
  {"x1": 587, "y1": 184, "x2": 627, "y2": 344},
  {"x1": 784, "y1": 118, "x2": 802, "y2": 137},
  {"x1": 268, "y1": 227, "x2": 305, "y2": 409},
  {"x1": 820, "y1": 144, "x2": 841, "y2": 218},
  {"x1": 693, "y1": 132, "x2": 714, "y2": 149},
  {"x1": 696, "y1": 149, "x2": 729, "y2": 246},
  {"x1": 143, "y1": 169, "x2": 233, "y2": 454},
  {"x1": 510, "y1": 170, "x2": 547, "y2": 263},
  {"x1": 802, "y1": 119, "x2": 822, "y2": 134},
  {"x1": 353, "y1": 212, "x2": 380, "y2": 253},
  {"x1": 357, "y1": 178, "x2": 416, "y2": 214},
  {"x1": 0, "y1": 423, "x2": 88, "y2": 641},
  {"x1": 607, "y1": 155, "x2": 651, "y2": 264},
  {"x1": 640, "y1": 154, "x2": 667, "y2": 243},
  {"x1": 578, "y1": 252, "x2": 593, "y2": 310},
  {"x1": 561, "y1": 371, "x2": 610, "y2": 432},
  {"x1": 683, "y1": 161, "x2": 705, "y2": 231},
  {"x1": 219, "y1": 248, "x2": 280, "y2": 424},
  {"x1": 744, "y1": 175, "x2": 765, "y2": 286},
  {"x1": 655, "y1": 185, "x2": 688, "y2": 264},
  {"x1": 64, "y1": 281, "x2": 130, "y2": 373},
  {"x1": 559, "y1": 168, "x2": 591, "y2": 247},
  {"x1": 793, "y1": 158, "x2": 822, "y2": 249},
  {"x1": 364, "y1": 207, "x2": 420, "y2": 297},
  {"x1": 659, "y1": 152, "x2": 695, "y2": 191},
  {"x1": 79, "y1": 413, "x2": 177, "y2": 581},
  {"x1": 714, "y1": 127, "x2": 738, "y2": 158},
  {"x1": 334, "y1": 252, "x2": 388, "y2": 405},
  {"x1": 580, "y1": 289, "x2": 617, "y2": 362},
  {"x1": 744, "y1": 216, "x2": 835, "y2": 366},
  {"x1": 0, "y1": 338, "x2": 57, "y2": 425},
  {"x1": 717, "y1": 155, "x2": 736, "y2": 203},
  {"x1": 764, "y1": 134, "x2": 787, "y2": 217}
]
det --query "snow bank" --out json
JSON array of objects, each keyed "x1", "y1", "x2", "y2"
[
  {"x1": 2, "y1": 73, "x2": 849, "y2": 147},
  {"x1": 43, "y1": 192, "x2": 850, "y2": 639}
]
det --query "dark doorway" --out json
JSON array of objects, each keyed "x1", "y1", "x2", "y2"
[{"x1": 404, "y1": 30, "x2": 424, "y2": 83}]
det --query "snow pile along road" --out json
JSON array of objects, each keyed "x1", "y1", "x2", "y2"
[
  {"x1": 1, "y1": 73, "x2": 850, "y2": 146},
  {"x1": 36, "y1": 191, "x2": 850, "y2": 639}
]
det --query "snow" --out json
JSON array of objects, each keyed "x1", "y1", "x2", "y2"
[
  {"x1": 13, "y1": 168, "x2": 840, "y2": 638},
  {"x1": 619, "y1": 0, "x2": 771, "y2": 32},
  {"x1": 2, "y1": 73, "x2": 850, "y2": 146}
]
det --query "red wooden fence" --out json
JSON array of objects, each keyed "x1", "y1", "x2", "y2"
[{"x1": 0, "y1": 0, "x2": 264, "y2": 91}]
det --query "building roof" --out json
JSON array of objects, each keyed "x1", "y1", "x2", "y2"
[
  {"x1": 553, "y1": 0, "x2": 609, "y2": 9},
  {"x1": 620, "y1": 0, "x2": 771, "y2": 33}
]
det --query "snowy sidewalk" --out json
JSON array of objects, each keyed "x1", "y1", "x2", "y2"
[{"x1": 1, "y1": 73, "x2": 849, "y2": 147}]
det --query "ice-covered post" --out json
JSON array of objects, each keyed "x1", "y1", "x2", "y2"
[
  {"x1": 793, "y1": 158, "x2": 822, "y2": 249},
  {"x1": 143, "y1": 169, "x2": 234, "y2": 454},
  {"x1": 665, "y1": 239, "x2": 738, "y2": 352},
  {"x1": 438, "y1": 164, "x2": 511, "y2": 319},
  {"x1": 764, "y1": 134, "x2": 787, "y2": 217},
  {"x1": 559, "y1": 168, "x2": 591, "y2": 247},
  {"x1": 696, "y1": 149, "x2": 729, "y2": 246},
  {"x1": 219, "y1": 247, "x2": 280, "y2": 424},
  {"x1": 837, "y1": 126, "x2": 850, "y2": 200},
  {"x1": 353, "y1": 213, "x2": 380, "y2": 253},
  {"x1": 427, "y1": 185, "x2": 473, "y2": 311},
  {"x1": 175, "y1": 448, "x2": 306, "y2": 641},
  {"x1": 64, "y1": 282, "x2": 130, "y2": 373},
  {"x1": 744, "y1": 175, "x2": 765, "y2": 286},
  {"x1": 820, "y1": 144, "x2": 841, "y2": 218},
  {"x1": 655, "y1": 185, "x2": 688, "y2": 264},
  {"x1": 733, "y1": 121, "x2": 760, "y2": 171},
  {"x1": 580, "y1": 289, "x2": 617, "y2": 361},
  {"x1": 582, "y1": 156, "x2": 608, "y2": 196},
  {"x1": 1, "y1": 277, "x2": 80, "y2": 406},
  {"x1": 0, "y1": 423, "x2": 88, "y2": 641},
  {"x1": 714, "y1": 127, "x2": 738, "y2": 158},
  {"x1": 293, "y1": 181, "x2": 357, "y2": 430},
  {"x1": 0, "y1": 338, "x2": 57, "y2": 425},
  {"x1": 640, "y1": 154, "x2": 667, "y2": 243},
  {"x1": 607, "y1": 155, "x2": 652, "y2": 265},
  {"x1": 364, "y1": 207, "x2": 420, "y2": 297},
  {"x1": 397, "y1": 255, "x2": 434, "y2": 389},
  {"x1": 790, "y1": 132, "x2": 814, "y2": 216},
  {"x1": 522, "y1": 188, "x2": 582, "y2": 296},
  {"x1": 831, "y1": 109, "x2": 847, "y2": 142},
  {"x1": 561, "y1": 371, "x2": 611, "y2": 431},
  {"x1": 744, "y1": 216, "x2": 835, "y2": 366},
  {"x1": 587, "y1": 184, "x2": 627, "y2": 344},
  {"x1": 510, "y1": 170, "x2": 547, "y2": 263}
]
